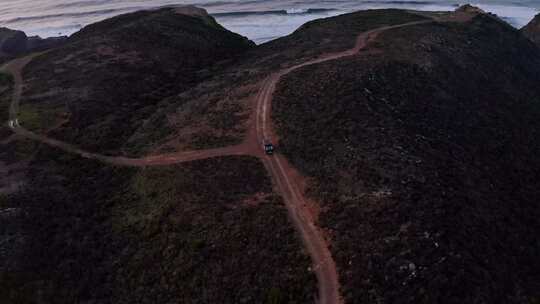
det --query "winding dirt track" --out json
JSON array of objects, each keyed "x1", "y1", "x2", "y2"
[
  {"x1": 253, "y1": 20, "x2": 432, "y2": 304},
  {"x1": 2, "y1": 19, "x2": 433, "y2": 304}
]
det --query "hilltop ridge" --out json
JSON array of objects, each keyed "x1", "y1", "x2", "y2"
[
  {"x1": 522, "y1": 13, "x2": 540, "y2": 46},
  {"x1": 1, "y1": 6, "x2": 540, "y2": 304},
  {"x1": 15, "y1": 7, "x2": 253, "y2": 155},
  {"x1": 0, "y1": 28, "x2": 66, "y2": 63}
]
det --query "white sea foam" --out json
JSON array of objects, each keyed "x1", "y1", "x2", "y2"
[{"x1": 0, "y1": 0, "x2": 538, "y2": 43}]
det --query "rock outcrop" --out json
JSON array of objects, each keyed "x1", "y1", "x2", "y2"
[
  {"x1": 521, "y1": 13, "x2": 540, "y2": 46},
  {"x1": 0, "y1": 28, "x2": 27, "y2": 55},
  {"x1": 173, "y1": 5, "x2": 209, "y2": 17},
  {"x1": 455, "y1": 4, "x2": 486, "y2": 14},
  {"x1": 0, "y1": 27, "x2": 67, "y2": 62}
]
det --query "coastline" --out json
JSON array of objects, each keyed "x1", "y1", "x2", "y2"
[{"x1": 0, "y1": 0, "x2": 538, "y2": 44}]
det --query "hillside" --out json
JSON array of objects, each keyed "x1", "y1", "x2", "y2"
[
  {"x1": 521, "y1": 13, "x2": 540, "y2": 47},
  {"x1": 134, "y1": 9, "x2": 429, "y2": 154},
  {"x1": 1, "y1": 147, "x2": 316, "y2": 303},
  {"x1": 248, "y1": 9, "x2": 428, "y2": 69},
  {"x1": 0, "y1": 28, "x2": 67, "y2": 64},
  {"x1": 18, "y1": 7, "x2": 253, "y2": 155},
  {"x1": 2, "y1": 5, "x2": 540, "y2": 304},
  {"x1": 273, "y1": 10, "x2": 540, "y2": 304},
  {"x1": 0, "y1": 28, "x2": 27, "y2": 62}
]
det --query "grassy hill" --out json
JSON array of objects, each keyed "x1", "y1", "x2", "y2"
[
  {"x1": 273, "y1": 12, "x2": 540, "y2": 303},
  {"x1": 2, "y1": 6, "x2": 540, "y2": 304},
  {"x1": 19, "y1": 7, "x2": 253, "y2": 156},
  {"x1": 1, "y1": 148, "x2": 315, "y2": 303},
  {"x1": 137, "y1": 9, "x2": 429, "y2": 155},
  {"x1": 249, "y1": 9, "x2": 428, "y2": 69}
]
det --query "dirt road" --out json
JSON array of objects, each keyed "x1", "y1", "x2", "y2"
[
  {"x1": 3, "y1": 18, "x2": 434, "y2": 304},
  {"x1": 1, "y1": 56, "x2": 256, "y2": 167},
  {"x1": 254, "y1": 20, "x2": 433, "y2": 304},
  {"x1": 2, "y1": 54, "x2": 42, "y2": 122}
]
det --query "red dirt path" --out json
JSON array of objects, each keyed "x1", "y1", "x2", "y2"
[{"x1": 2, "y1": 18, "x2": 436, "y2": 304}]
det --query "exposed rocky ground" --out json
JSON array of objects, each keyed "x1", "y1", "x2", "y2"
[{"x1": 273, "y1": 11, "x2": 540, "y2": 304}]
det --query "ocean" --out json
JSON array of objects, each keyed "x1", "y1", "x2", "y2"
[{"x1": 0, "y1": 0, "x2": 539, "y2": 44}]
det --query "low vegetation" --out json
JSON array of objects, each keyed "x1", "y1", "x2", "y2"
[
  {"x1": 0, "y1": 72, "x2": 13, "y2": 139},
  {"x1": 8, "y1": 9, "x2": 430, "y2": 159},
  {"x1": 1, "y1": 148, "x2": 316, "y2": 303},
  {"x1": 148, "y1": 10, "x2": 430, "y2": 156},
  {"x1": 248, "y1": 9, "x2": 428, "y2": 69},
  {"x1": 273, "y1": 14, "x2": 540, "y2": 303},
  {"x1": 20, "y1": 8, "x2": 253, "y2": 156},
  {"x1": 17, "y1": 103, "x2": 66, "y2": 133},
  {"x1": 128, "y1": 70, "x2": 256, "y2": 155},
  {"x1": 3, "y1": 6, "x2": 540, "y2": 304}
]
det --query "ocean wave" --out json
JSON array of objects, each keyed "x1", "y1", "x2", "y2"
[
  {"x1": 2, "y1": 0, "x2": 538, "y2": 41},
  {"x1": 212, "y1": 8, "x2": 336, "y2": 18},
  {"x1": 1, "y1": 7, "x2": 144, "y2": 25},
  {"x1": 360, "y1": 0, "x2": 447, "y2": 5},
  {"x1": 195, "y1": 1, "x2": 234, "y2": 7},
  {"x1": 47, "y1": 0, "x2": 116, "y2": 10}
]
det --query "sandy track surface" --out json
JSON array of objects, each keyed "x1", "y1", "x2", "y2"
[{"x1": 2, "y1": 18, "x2": 435, "y2": 304}]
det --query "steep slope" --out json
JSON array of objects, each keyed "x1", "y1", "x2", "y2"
[
  {"x1": 3, "y1": 5, "x2": 540, "y2": 304},
  {"x1": 134, "y1": 10, "x2": 428, "y2": 154},
  {"x1": 10, "y1": 9, "x2": 428, "y2": 158},
  {"x1": 0, "y1": 28, "x2": 27, "y2": 58},
  {"x1": 1, "y1": 147, "x2": 316, "y2": 303},
  {"x1": 249, "y1": 9, "x2": 428, "y2": 69},
  {"x1": 521, "y1": 13, "x2": 540, "y2": 46},
  {"x1": 0, "y1": 27, "x2": 67, "y2": 64},
  {"x1": 0, "y1": 72, "x2": 12, "y2": 126},
  {"x1": 19, "y1": 6, "x2": 253, "y2": 155},
  {"x1": 273, "y1": 11, "x2": 540, "y2": 304},
  {"x1": 0, "y1": 72, "x2": 15, "y2": 193}
]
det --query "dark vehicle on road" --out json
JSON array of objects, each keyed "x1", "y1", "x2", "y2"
[{"x1": 263, "y1": 141, "x2": 274, "y2": 155}]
